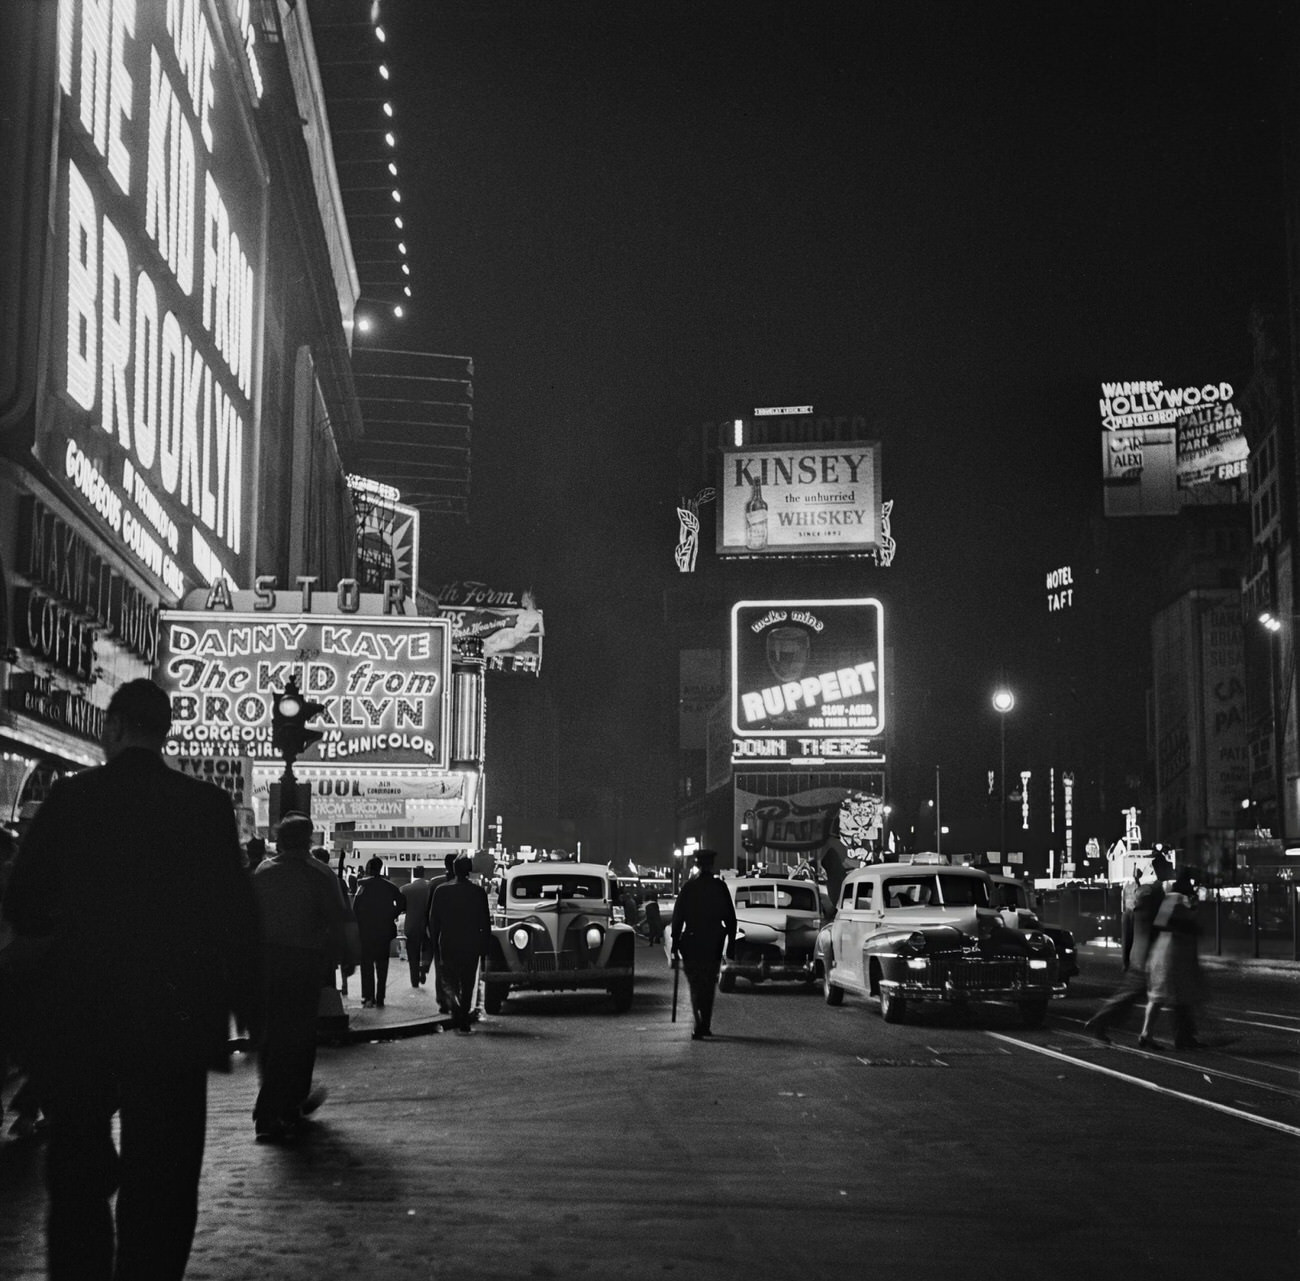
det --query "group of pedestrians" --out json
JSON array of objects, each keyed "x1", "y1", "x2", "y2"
[
  {"x1": 1085, "y1": 851, "x2": 1205, "y2": 1050},
  {"x1": 0, "y1": 678, "x2": 493, "y2": 1281}
]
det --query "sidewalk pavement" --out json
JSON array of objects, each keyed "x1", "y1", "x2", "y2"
[{"x1": 229, "y1": 958, "x2": 452, "y2": 1052}]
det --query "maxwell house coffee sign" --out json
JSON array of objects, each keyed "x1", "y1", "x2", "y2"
[
  {"x1": 157, "y1": 607, "x2": 451, "y2": 768},
  {"x1": 732, "y1": 598, "x2": 884, "y2": 740}
]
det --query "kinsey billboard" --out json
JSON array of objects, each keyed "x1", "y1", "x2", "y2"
[
  {"x1": 732, "y1": 598, "x2": 885, "y2": 742},
  {"x1": 717, "y1": 443, "x2": 882, "y2": 557},
  {"x1": 39, "y1": 0, "x2": 267, "y2": 597},
  {"x1": 157, "y1": 606, "x2": 451, "y2": 768}
]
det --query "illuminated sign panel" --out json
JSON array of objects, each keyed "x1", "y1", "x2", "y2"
[
  {"x1": 717, "y1": 443, "x2": 882, "y2": 557},
  {"x1": 1098, "y1": 381, "x2": 1245, "y2": 516},
  {"x1": 157, "y1": 610, "x2": 451, "y2": 768},
  {"x1": 349, "y1": 476, "x2": 420, "y2": 598},
  {"x1": 40, "y1": 0, "x2": 265, "y2": 597},
  {"x1": 732, "y1": 599, "x2": 884, "y2": 744}
]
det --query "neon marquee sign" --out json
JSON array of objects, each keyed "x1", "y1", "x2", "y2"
[{"x1": 42, "y1": 0, "x2": 265, "y2": 598}]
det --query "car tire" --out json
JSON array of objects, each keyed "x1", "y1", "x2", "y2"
[
  {"x1": 879, "y1": 984, "x2": 906, "y2": 1024},
  {"x1": 718, "y1": 970, "x2": 736, "y2": 994},
  {"x1": 1020, "y1": 998, "x2": 1048, "y2": 1028},
  {"x1": 610, "y1": 978, "x2": 634, "y2": 1013},
  {"x1": 484, "y1": 983, "x2": 508, "y2": 1015},
  {"x1": 823, "y1": 965, "x2": 844, "y2": 1006}
]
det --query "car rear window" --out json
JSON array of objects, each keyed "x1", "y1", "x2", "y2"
[
  {"x1": 735, "y1": 886, "x2": 776, "y2": 909},
  {"x1": 776, "y1": 885, "x2": 819, "y2": 912},
  {"x1": 991, "y1": 882, "x2": 1026, "y2": 910},
  {"x1": 511, "y1": 876, "x2": 606, "y2": 900}
]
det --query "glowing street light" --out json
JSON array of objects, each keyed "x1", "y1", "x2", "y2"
[{"x1": 993, "y1": 686, "x2": 1015, "y2": 861}]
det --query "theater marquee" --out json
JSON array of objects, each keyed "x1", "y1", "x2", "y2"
[
  {"x1": 157, "y1": 607, "x2": 451, "y2": 769},
  {"x1": 732, "y1": 599, "x2": 885, "y2": 762},
  {"x1": 40, "y1": 0, "x2": 267, "y2": 597}
]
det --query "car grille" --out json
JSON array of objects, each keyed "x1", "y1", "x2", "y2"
[
  {"x1": 925, "y1": 955, "x2": 1025, "y2": 990},
  {"x1": 525, "y1": 950, "x2": 579, "y2": 973}
]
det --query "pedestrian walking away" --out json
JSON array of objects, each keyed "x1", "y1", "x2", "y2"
[
  {"x1": 425, "y1": 852, "x2": 458, "y2": 1012},
  {"x1": 251, "y1": 811, "x2": 361, "y2": 1142},
  {"x1": 670, "y1": 848, "x2": 737, "y2": 1040},
  {"x1": 400, "y1": 865, "x2": 436, "y2": 988},
  {"x1": 1084, "y1": 851, "x2": 1172, "y2": 1044},
  {"x1": 1121, "y1": 865, "x2": 1143, "y2": 971},
  {"x1": 429, "y1": 855, "x2": 491, "y2": 1033},
  {"x1": 351, "y1": 856, "x2": 404, "y2": 1007},
  {"x1": 1, "y1": 679, "x2": 262, "y2": 1281},
  {"x1": 1140, "y1": 867, "x2": 1206, "y2": 1050}
]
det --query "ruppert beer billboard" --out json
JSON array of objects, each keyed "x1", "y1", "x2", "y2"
[
  {"x1": 157, "y1": 587, "x2": 451, "y2": 768},
  {"x1": 717, "y1": 443, "x2": 882, "y2": 557},
  {"x1": 732, "y1": 598, "x2": 885, "y2": 763},
  {"x1": 41, "y1": 0, "x2": 267, "y2": 597}
]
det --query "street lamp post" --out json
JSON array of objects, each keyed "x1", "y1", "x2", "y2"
[
  {"x1": 1260, "y1": 612, "x2": 1295, "y2": 850},
  {"x1": 993, "y1": 687, "x2": 1015, "y2": 863}
]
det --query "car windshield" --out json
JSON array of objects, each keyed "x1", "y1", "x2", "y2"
[
  {"x1": 511, "y1": 875, "x2": 606, "y2": 901},
  {"x1": 776, "y1": 885, "x2": 819, "y2": 912},
  {"x1": 882, "y1": 874, "x2": 990, "y2": 908}
]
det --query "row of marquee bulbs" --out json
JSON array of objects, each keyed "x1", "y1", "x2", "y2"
[{"x1": 356, "y1": 16, "x2": 411, "y2": 330}]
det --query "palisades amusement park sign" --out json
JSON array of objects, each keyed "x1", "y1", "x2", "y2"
[
  {"x1": 156, "y1": 580, "x2": 450, "y2": 768},
  {"x1": 41, "y1": 0, "x2": 268, "y2": 598},
  {"x1": 731, "y1": 599, "x2": 884, "y2": 761}
]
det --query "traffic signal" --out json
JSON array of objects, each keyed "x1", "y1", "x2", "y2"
[
  {"x1": 272, "y1": 676, "x2": 327, "y2": 764},
  {"x1": 741, "y1": 808, "x2": 762, "y2": 853}
]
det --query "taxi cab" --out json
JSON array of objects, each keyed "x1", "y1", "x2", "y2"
[
  {"x1": 812, "y1": 858, "x2": 1065, "y2": 1026},
  {"x1": 484, "y1": 860, "x2": 636, "y2": 1014}
]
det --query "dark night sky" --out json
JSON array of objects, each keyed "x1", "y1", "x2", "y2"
[{"x1": 363, "y1": 1, "x2": 1289, "y2": 861}]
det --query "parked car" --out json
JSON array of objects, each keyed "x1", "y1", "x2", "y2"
[
  {"x1": 986, "y1": 874, "x2": 1079, "y2": 985},
  {"x1": 812, "y1": 861, "x2": 1066, "y2": 1026},
  {"x1": 484, "y1": 861, "x2": 636, "y2": 1013}
]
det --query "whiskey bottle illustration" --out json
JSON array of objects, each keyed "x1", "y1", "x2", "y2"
[{"x1": 744, "y1": 479, "x2": 768, "y2": 550}]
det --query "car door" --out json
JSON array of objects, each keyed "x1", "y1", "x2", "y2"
[
  {"x1": 833, "y1": 877, "x2": 879, "y2": 991},
  {"x1": 828, "y1": 878, "x2": 861, "y2": 987}
]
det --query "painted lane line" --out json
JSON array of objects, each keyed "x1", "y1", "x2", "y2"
[
  {"x1": 1218, "y1": 1016, "x2": 1300, "y2": 1035},
  {"x1": 985, "y1": 1033, "x2": 1300, "y2": 1139}
]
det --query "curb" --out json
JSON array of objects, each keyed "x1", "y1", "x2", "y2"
[{"x1": 228, "y1": 1013, "x2": 451, "y2": 1054}]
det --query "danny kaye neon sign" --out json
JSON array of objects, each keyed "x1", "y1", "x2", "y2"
[{"x1": 52, "y1": 0, "x2": 262, "y2": 597}]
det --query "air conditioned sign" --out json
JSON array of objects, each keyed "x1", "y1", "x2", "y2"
[{"x1": 732, "y1": 598, "x2": 884, "y2": 740}]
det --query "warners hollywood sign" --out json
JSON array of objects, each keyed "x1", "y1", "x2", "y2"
[
  {"x1": 732, "y1": 599, "x2": 884, "y2": 741},
  {"x1": 157, "y1": 596, "x2": 451, "y2": 769},
  {"x1": 41, "y1": 0, "x2": 266, "y2": 598}
]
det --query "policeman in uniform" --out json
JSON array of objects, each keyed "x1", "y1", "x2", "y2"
[{"x1": 670, "y1": 849, "x2": 737, "y2": 1040}]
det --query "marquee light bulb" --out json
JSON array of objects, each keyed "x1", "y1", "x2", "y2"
[
  {"x1": 375, "y1": 25, "x2": 386, "y2": 41},
  {"x1": 388, "y1": 162, "x2": 397, "y2": 176},
  {"x1": 391, "y1": 189, "x2": 401, "y2": 202},
  {"x1": 393, "y1": 305, "x2": 404, "y2": 317},
  {"x1": 379, "y1": 64, "x2": 390, "y2": 80},
  {"x1": 401, "y1": 263, "x2": 409, "y2": 274},
  {"x1": 397, "y1": 242, "x2": 406, "y2": 254},
  {"x1": 394, "y1": 216, "x2": 403, "y2": 228},
  {"x1": 385, "y1": 131, "x2": 395, "y2": 147},
  {"x1": 403, "y1": 285, "x2": 411, "y2": 296},
  {"x1": 383, "y1": 102, "x2": 393, "y2": 117},
  {"x1": 357, "y1": 315, "x2": 373, "y2": 333}
]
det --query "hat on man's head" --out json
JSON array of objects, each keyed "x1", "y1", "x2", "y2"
[
  {"x1": 277, "y1": 812, "x2": 313, "y2": 850},
  {"x1": 694, "y1": 848, "x2": 719, "y2": 869},
  {"x1": 107, "y1": 679, "x2": 173, "y2": 737},
  {"x1": 454, "y1": 855, "x2": 473, "y2": 877}
]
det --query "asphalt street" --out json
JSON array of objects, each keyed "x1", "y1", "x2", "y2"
[{"x1": 2, "y1": 942, "x2": 1297, "y2": 1281}]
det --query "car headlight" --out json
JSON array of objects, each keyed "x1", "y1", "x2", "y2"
[
  {"x1": 510, "y1": 927, "x2": 531, "y2": 951},
  {"x1": 585, "y1": 924, "x2": 604, "y2": 950}
]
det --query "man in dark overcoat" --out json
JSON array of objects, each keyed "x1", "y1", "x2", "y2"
[
  {"x1": 2, "y1": 679, "x2": 262, "y2": 1281},
  {"x1": 670, "y1": 849, "x2": 737, "y2": 1040},
  {"x1": 424, "y1": 851, "x2": 458, "y2": 1012},
  {"x1": 429, "y1": 855, "x2": 491, "y2": 1033},
  {"x1": 399, "y1": 865, "x2": 435, "y2": 988},
  {"x1": 350, "y1": 856, "x2": 404, "y2": 1007}
]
